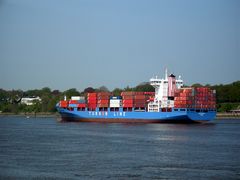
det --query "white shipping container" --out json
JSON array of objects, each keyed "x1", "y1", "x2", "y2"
[
  {"x1": 110, "y1": 99, "x2": 122, "y2": 103},
  {"x1": 110, "y1": 102, "x2": 122, "y2": 105},
  {"x1": 71, "y1": 96, "x2": 85, "y2": 100},
  {"x1": 110, "y1": 101, "x2": 122, "y2": 107},
  {"x1": 109, "y1": 104, "x2": 122, "y2": 107}
]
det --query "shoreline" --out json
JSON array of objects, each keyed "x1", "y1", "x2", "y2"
[
  {"x1": 0, "y1": 112, "x2": 59, "y2": 118},
  {"x1": 216, "y1": 112, "x2": 240, "y2": 119},
  {"x1": 0, "y1": 112, "x2": 240, "y2": 119}
]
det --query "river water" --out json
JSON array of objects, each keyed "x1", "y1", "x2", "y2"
[{"x1": 0, "y1": 116, "x2": 239, "y2": 179}]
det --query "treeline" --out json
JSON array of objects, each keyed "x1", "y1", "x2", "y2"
[{"x1": 0, "y1": 81, "x2": 239, "y2": 114}]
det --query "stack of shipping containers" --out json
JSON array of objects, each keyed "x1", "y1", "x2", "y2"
[
  {"x1": 134, "y1": 92, "x2": 146, "y2": 109},
  {"x1": 59, "y1": 100, "x2": 68, "y2": 108},
  {"x1": 194, "y1": 87, "x2": 216, "y2": 109},
  {"x1": 121, "y1": 92, "x2": 135, "y2": 111},
  {"x1": 87, "y1": 93, "x2": 97, "y2": 110},
  {"x1": 97, "y1": 92, "x2": 112, "y2": 110},
  {"x1": 174, "y1": 88, "x2": 194, "y2": 108},
  {"x1": 69, "y1": 96, "x2": 86, "y2": 110},
  {"x1": 121, "y1": 92, "x2": 154, "y2": 111},
  {"x1": 59, "y1": 89, "x2": 216, "y2": 111},
  {"x1": 174, "y1": 87, "x2": 216, "y2": 109}
]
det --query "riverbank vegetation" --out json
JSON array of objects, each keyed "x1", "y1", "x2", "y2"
[{"x1": 0, "y1": 81, "x2": 239, "y2": 114}]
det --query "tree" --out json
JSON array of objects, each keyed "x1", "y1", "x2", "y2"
[
  {"x1": 112, "y1": 88, "x2": 122, "y2": 96},
  {"x1": 24, "y1": 89, "x2": 41, "y2": 97},
  {"x1": 84, "y1": 87, "x2": 95, "y2": 93},
  {"x1": 0, "y1": 89, "x2": 9, "y2": 102},
  {"x1": 47, "y1": 98, "x2": 59, "y2": 112},
  {"x1": 32, "y1": 100, "x2": 41, "y2": 115},
  {"x1": 41, "y1": 87, "x2": 51, "y2": 94},
  {"x1": 124, "y1": 86, "x2": 133, "y2": 91},
  {"x1": 52, "y1": 90, "x2": 61, "y2": 96},
  {"x1": 191, "y1": 83, "x2": 203, "y2": 87},
  {"x1": 134, "y1": 82, "x2": 155, "y2": 92},
  {"x1": 97, "y1": 86, "x2": 109, "y2": 92},
  {"x1": 40, "y1": 95, "x2": 49, "y2": 112}
]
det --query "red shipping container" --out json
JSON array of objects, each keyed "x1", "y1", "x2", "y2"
[
  {"x1": 97, "y1": 92, "x2": 112, "y2": 96},
  {"x1": 134, "y1": 104, "x2": 146, "y2": 107},
  {"x1": 123, "y1": 104, "x2": 133, "y2": 108},
  {"x1": 121, "y1": 92, "x2": 135, "y2": 96},
  {"x1": 134, "y1": 92, "x2": 144, "y2": 95},
  {"x1": 123, "y1": 99, "x2": 134, "y2": 103},
  {"x1": 88, "y1": 103, "x2": 97, "y2": 105},
  {"x1": 60, "y1": 100, "x2": 68, "y2": 104},
  {"x1": 69, "y1": 100, "x2": 78, "y2": 104},
  {"x1": 97, "y1": 96, "x2": 110, "y2": 100},
  {"x1": 134, "y1": 99, "x2": 145, "y2": 102},
  {"x1": 97, "y1": 99, "x2": 109, "y2": 104},
  {"x1": 88, "y1": 101, "x2": 97, "y2": 104},
  {"x1": 88, "y1": 102, "x2": 97, "y2": 105},
  {"x1": 77, "y1": 104, "x2": 86, "y2": 108},
  {"x1": 88, "y1": 98, "x2": 97, "y2": 101},
  {"x1": 147, "y1": 97, "x2": 154, "y2": 101},
  {"x1": 88, "y1": 93, "x2": 97, "y2": 97},
  {"x1": 88, "y1": 105, "x2": 97, "y2": 108},
  {"x1": 88, "y1": 97, "x2": 97, "y2": 101},
  {"x1": 122, "y1": 95, "x2": 134, "y2": 100},
  {"x1": 59, "y1": 101, "x2": 68, "y2": 108},
  {"x1": 123, "y1": 103, "x2": 133, "y2": 106},
  {"x1": 134, "y1": 95, "x2": 145, "y2": 100},
  {"x1": 144, "y1": 92, "x2": 155, "y2": 95},
  {"x1": 88, "y1": 96, "x2": 97, "y2": 99},
  {"x1": 88, "y1": 103, "x2": 97, "y2": 106},
  {"x1": 59, "y1": 103, "x2": 68, "y2": 108},
  {"x1": 98, "y1": 104, "x2": 109, "y2": 107}
]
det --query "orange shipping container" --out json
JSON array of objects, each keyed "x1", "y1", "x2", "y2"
[
  {"x1": 123, "y1": 99, "x2": 134, "y2": 103},
  {"x1": 134, "y1": 95, "x2": 146, "y2": 100},
  {"x1": 122, "y1": 95, "x2": 134, "y2": 100},
  {"x1": 98, "y1": 104, "x2": 109, "y2": 107},
  {"x1": 121, "y1": 92, "x2": 135, "y2": 96},
  {"x1": 97, "y1": 100, "x2": 109, "y2": 104}
]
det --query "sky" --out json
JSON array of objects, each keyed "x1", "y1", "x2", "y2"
[{"x1": 0, "y1": 0, "x2": 239, "y2": 91}]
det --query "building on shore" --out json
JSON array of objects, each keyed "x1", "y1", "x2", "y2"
[{"x1": 21, "y1": 96, "x2": 41, "y2": 106}]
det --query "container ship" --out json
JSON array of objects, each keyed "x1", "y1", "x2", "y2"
[{"x1": 56, "y1": 70, "x2": 216, "y2": 123}]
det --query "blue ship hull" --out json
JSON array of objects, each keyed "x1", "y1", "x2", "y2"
[{"x1": 56, "y1": 106, "x2": 216, "y2": 123}]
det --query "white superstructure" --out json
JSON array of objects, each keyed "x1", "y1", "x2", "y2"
[{"x1": 148, "y1": 69, "x2": 183, "y2": 112}]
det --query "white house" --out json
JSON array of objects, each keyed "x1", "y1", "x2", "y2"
[{"x1": 21, "y1": 96, "x2": 41, "y2": 105}]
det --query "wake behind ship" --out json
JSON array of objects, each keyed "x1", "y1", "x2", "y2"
[{"x1": 56, "y1": 70, "x2": 216, "y2": 123}]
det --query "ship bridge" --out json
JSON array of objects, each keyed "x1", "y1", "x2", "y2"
[
  {"x1": 148, "y1": 69, "x2": 183, "y2": 112},
  {"x1": 150, "y1": 77, "x2": 164, "y2": 87}
]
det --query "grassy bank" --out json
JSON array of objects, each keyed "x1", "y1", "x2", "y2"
[
  {"x1": 216, "y1": 112, "x2": 240, "y2": 119},
  {"x1": 0, "y1": 112, "x2": 58, "y2": 118}
]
